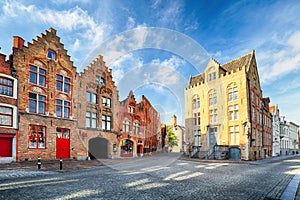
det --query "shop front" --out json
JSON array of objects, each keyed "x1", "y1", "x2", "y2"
[{"x1": 120, "y1": 139, "x2": 134, "y2": 157}]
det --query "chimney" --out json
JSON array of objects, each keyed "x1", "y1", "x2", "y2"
[{"x1": 13, "y1": 36, "x2": 25, "y2": 52}]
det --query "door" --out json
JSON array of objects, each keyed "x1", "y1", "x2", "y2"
[
  {"x1": 0, "y1": 137, "x2": 12, "y2": 157},
  {"x1": 56, "y1": 128, "x2": 70, "y2": 159},
  {"x1": 209, "y1": 127, "x2": 217, "y2": 147},
  {"x1": 229, "y1": 148, "x2": 241, "y2": 160}
]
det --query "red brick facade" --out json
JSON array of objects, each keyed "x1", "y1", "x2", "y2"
[
  {"x1": 12, "y1": 28, "x2": 85, "y2": 161},
  {"x1": 0, "y1": 53, "x2": 18, "y2": 162},
  {"x1": 118, "y1": 92, "x2": 161, "y2": 157}
]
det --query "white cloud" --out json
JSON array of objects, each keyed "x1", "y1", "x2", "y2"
[
  {"x1": 259, "y1": 31, "x2": 300, "y2": 84},
  {"x1": 71, "y1": 39, "x2": 80, "y2": 52},
  {"x1": 50, "y1": 0, "x2": 91, "y2": 5},
  {"x1": 2, "y1": 1, "x2": 109, "y2": 52},
  {"x1": 151, "y1": 55, "x2": 186, "y2": 70},
  {"x1": 126, "y1": 17, "x2": 136, "y2": 29}
]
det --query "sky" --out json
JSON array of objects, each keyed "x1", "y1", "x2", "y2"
[{"x1": 1, "y1": 0, "x2": 300, "y2": 126}]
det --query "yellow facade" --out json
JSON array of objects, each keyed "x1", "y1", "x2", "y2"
[{"x1": 185, "y1": 50, "x2": 264, "y2": 160}]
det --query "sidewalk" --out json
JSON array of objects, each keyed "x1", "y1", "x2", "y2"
[{"x1": 0, "y1": 159, "x2": 104, "y2": 172}]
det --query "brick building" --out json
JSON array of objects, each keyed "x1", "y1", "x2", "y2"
[
  {"x1": 12, "y1": 28, "x2": 85, "y2": 161},
  {"x1": 0, "y1": 53, "x2": 18, "y2": 163},
  {"x1": 118, "y1": 91, "x2": 144, "y2": 157},
  {"x1": 3, "y1": 27, "x2": 162, "y2": 162},
  {"x1": 77, "y1": 55, "x2": 119, "y2": 159},
  {"x1": 118, "y1": 92, "x2": 161, "y2": 157},
  {"x1": 185, "y1": 50, "x2": 272, "y2": 160},
  {"x1": 138, "y1": 95, "x2": 161, "y2": 154}
]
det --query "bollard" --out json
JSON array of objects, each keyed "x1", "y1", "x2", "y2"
[
  {"x1": 60, "y1": 158, "x2": 62, "y2": 170},
  {"x1": 37, "y1": 156, "x2": 41, "y2": 170}
]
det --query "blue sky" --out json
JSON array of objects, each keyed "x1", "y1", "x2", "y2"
[{"x1": 1, "y1": 0, "x2": 300, "y2": 125}]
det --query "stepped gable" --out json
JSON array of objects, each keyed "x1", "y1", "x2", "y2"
[
  {"x1": 189, "y1": 73, "x2": 204, "y2": 86},
  {"x1": 221, "y1": 52, "x2": 252, "y2": 72}
]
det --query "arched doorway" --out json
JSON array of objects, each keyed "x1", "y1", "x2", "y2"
[
  {"x1": 88, "y1": 137, "x2": 109, "y2": 159},
  {"x1": 121, "y1": 139, "x2": 134, "y2": 157}
]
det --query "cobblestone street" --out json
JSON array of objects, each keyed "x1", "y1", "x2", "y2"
[{"x1": 1, "y1": 153, "x2": 300, "y2": 199}]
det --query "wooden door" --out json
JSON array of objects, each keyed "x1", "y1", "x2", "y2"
[{"x1": 56, "y1": 128, "x2": 70, "y2": 159}]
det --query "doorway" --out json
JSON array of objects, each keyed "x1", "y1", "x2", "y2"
[{"x1": 56, "y1": 128, "x2": 70, "y2": 159}]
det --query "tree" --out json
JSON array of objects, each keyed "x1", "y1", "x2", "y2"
[{"x1": 167, "y1": 125, "x2": 178, "y2": 149}]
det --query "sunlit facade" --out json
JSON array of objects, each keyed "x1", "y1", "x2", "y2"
[{"x1": 185, "y1": 50, "x2": 272, "y2": 160}]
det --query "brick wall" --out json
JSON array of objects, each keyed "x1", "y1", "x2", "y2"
[
  {"x1": 77, "y1": 55, "x2": 119, "y2": 159},
  {"x1": 13, "y1": 28, "x2": 82, "y2": 161}
]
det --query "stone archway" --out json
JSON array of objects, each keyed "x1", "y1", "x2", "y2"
[{"x1": 88, "y1": 137, "x2": 109, "y2": 159}]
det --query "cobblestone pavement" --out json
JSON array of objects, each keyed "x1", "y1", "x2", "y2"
[{"x1": 0, "y1": 153, "x2": 300, "y2": 200}]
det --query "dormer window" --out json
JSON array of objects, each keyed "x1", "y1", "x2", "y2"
[
  {"x1": 47, "y1": 50, "x2": 57, "y2": 60},
  {"x1": 208, "y1": 72, "x2": 216, "y2": 81}
]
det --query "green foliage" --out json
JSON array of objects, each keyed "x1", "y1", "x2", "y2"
[{"x1": 167, "y1": 125, "x2": 178, "y2": 148}]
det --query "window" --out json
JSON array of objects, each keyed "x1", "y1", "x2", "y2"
[
  {"x1": 56, "y1": 99, "x2": 70, "y2": 118},
  {"x1": 123, "y1": 120, "x2": 130, "y2": 133},
  {"x1": 193, "y1": 96, "x2": 200, "y2": 109},
  {"x1": 102, "y1": 115, "x2": 112, "y2": 131},
  {"x1": 133, "y1": 122, "x2": 139, "y2": 134},
  {"x1": 86, "y1": 92, "x2": 97, "y2": 104},
  {"x1": 208, "y1": 72, "x2": 216, "y2": 81},
  {"x1": 102, "y1": 97, "x2": 111, "y2": 108},
  {"x1": 0, "y1": 77, "x2": 13, "y2": 96},
  {"x1": 29, "y1": 93, "x2": 46, "y2": 114},
  {"x1": 194, "y1": 112, "x2": 200, "y2": 126},
  {"x1": 209, "y1": 92, "x2": 217, "y2": 106},
  {"x1": 128, "y1": 106, "x2": 135, "y2": 113},
  {"x1": 229, "y1": 126, "x2": 239, "y2": 145},
  {"x1": 29, "y1": 125, "x2": 46, "y2": 149},
  {"x1": 0, "y1": 106, "x2": 12, "y2": 126},
  {"x1": 228, "y1": 86, "x2": 238, "y2": 101},
  {"x1": 29, "y1": 65, "x2": 46, "y2": 86},
  {"x1": 56, "y1": 128, "x2": 70, "y2": 139},
  {"x1": 229, "y1": 104, "x2": 239, "y2": 121},
  {"x1": 56, "y1": 75, "x2": 70, "y2": 93},
  {"x1": 96, "y1": 76, "x2": 105, "y2": 85},
  {"x1": 86, "y1": 112, "x2": 97, "y2": 128},
  {"x1": 210, "y1": 109, "x2": 218, "y2": 124},
  {"x1": 47, "y1": 50, "x2": 56, "y2": 60}
]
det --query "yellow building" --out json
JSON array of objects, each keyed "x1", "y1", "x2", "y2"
[{"x1": 185, "y1": 50, "x2": 269, "y2": 160}]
